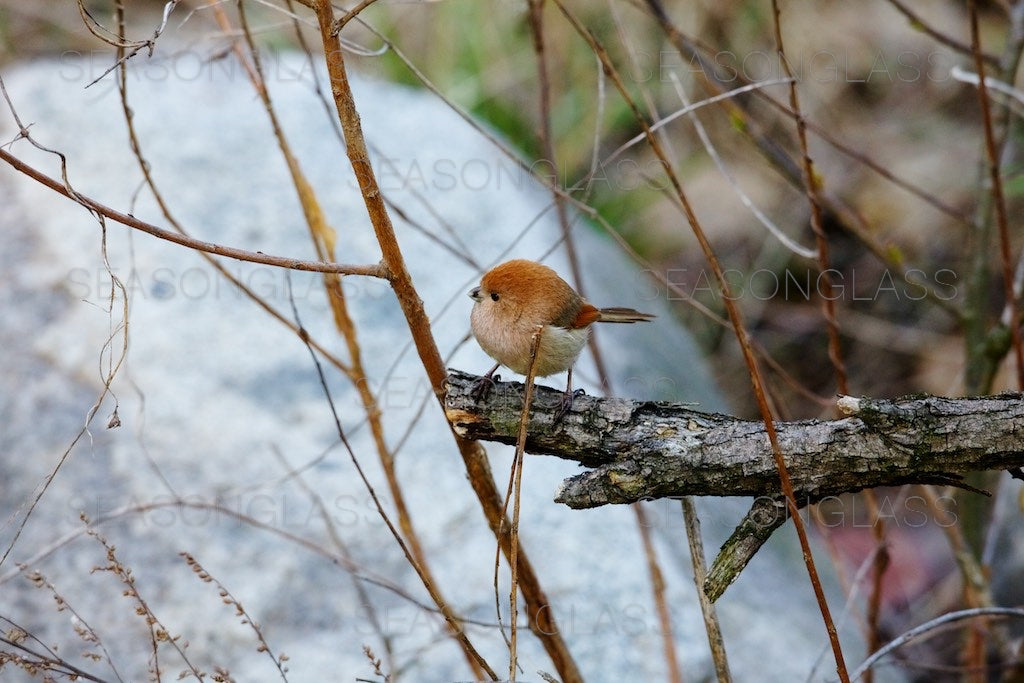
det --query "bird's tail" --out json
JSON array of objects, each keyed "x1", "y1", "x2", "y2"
[{"x1": 597, "y1": 307, "x2": 656, "y2": 323}]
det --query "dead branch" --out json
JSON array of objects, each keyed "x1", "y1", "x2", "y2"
[
  {"x1": 446, "y1": 370, "x2": 1024, "y2": 598},
  {"x1": 0, "y1": 148, "x2": 387, "y2": 278},
  {"x1": 446, "y1": 370, "x2": 1024, "y2": 503}
]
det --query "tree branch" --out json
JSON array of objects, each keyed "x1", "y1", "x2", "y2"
[
  {"x1": 446, "y1": 370, "x2": 1024, "y2": 504},
  {"x1": 446, "y1": 370, "x2": 1024, "y2": 599},
  {"x1": 0, "y1": 148, "x2": 388, "y2": 277}
]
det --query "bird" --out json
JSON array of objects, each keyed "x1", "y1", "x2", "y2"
[{"x1": 468, "y1": 259, "x2": 654, "y2": 418}]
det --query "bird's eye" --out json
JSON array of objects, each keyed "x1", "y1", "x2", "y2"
[{"x1": 490, "y1": 291, "x2": 500, "y2": 302}]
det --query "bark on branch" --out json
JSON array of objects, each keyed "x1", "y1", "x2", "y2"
[
  {"x1": 446, "y1": 371, "x2": 1024, "y2": 503},
  {"x1": 444, "y1": 370, "x2": 1024, "y2": 599}
]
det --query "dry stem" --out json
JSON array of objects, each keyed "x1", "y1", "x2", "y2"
[{"x1": 0, "y1": 148, "x2": 386, "y2": 277}]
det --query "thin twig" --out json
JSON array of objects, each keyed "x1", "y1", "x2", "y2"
[
  {"x1": 508, "y1": 326, "x2": 543, "y2": 682},
  {"x1": 770, "y1": 4, "x2": 859, "y2": 677},
  {"x1": 0, "y1": 148, "x2": 389, "y2": 277},
  {"x1": 968, "y1": 0, "x2": 1024, "y2": 390},
  {"x1": 18, "y1": 568, "x2": 126, "y2": 683},
  {"x1": 597, "y1": 77, "x2": 795, "y2": 176},
  {"x1": 84, "y1": 517, "x2": 203, "y2": 680},
  {"x1": 180, "y1": 552, "x2": 289, "y2": 681},
  {"x1": 330, "y1": 0, "x2": 382, "y2": 34},
  {"x1": 0, "y1": 82, "x2": 130, "y2": 573},
  {"x1": 270, "y1": 447, "x2": 396, "y2": 672},
  {"x1": 668, "y1": 72, "x2": 815, "y2": 259},
  {"x1": 681, "y1": 498, "x2": 731, "y2": 682},
  {"x1": 919, "y1": 485, "x2": 995, "y2": 615},
  {"x1": 884, "y1": 0, "x2": 1000, "y2": 65},
  {"x1": 806, "y1": 543, "x2": 883, "y2": 683},
  {"x1": 525, "y1": 0, "x2": 613, "y2": 394},
  {"x1": 951, "y1": 65, "x2": 1024, "y2": 114},
  {"x1": 636, "y1": 504, "x2": 685, "y2": 683},
  {"x1": 848, "y1": 607, "x2": 1024, "y2": 681},
  {"x1": 769, "y1": 0, "x2": 848, "y2": 396},
  {"x1": 0, "y1": 616, "x2": 111, "y2": 683},
  {"x1": 75, "y1": 0, "x2": 180, "y2": 88}
]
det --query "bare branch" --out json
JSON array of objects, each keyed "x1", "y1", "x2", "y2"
[
  {"x1": 849, "y1": 607, "x2": 1024, "y2": 682},
  {"x1": 883, "y1": 0, "x2": 1000, "y2": 65},
  {"x1": 446, "y1": 371, "x2": 1023, "y2": 504},
  {"x1": 446, "y1": 371, "x2": 1024, "y2": 598},
  {"x1": 0, "y1": 148, "x2": 388, "y2": 278}
]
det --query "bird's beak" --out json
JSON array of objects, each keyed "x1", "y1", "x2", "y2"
[{"x1": 469, "y1": 286, "x2": 482, "y2": 302}]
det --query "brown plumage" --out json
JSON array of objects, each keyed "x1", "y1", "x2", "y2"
[{"x1": 468, "y1": 259, "x2": 654, "y2": 381}]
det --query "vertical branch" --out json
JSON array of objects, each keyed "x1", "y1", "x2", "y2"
[
  {"x1": 681, "y1": 498, "x2": 731, "y2": 683},
  {"x1": 548, "y1": 2, "x2": 848, "y2": 679},
  {"x1": 962, "y1": 4, "x2": 1024, "y2": 397},
  {"x1": 768, "y1": 3, "x2": 888, "y2": 673},
  {"x1": 968, "y1": 0, "x2": 1024, "y2": 391},
  {"x1": 635, "y1": 505, "x2": 685, "y2": 683},
  {"x1": 858, "y1": 493, "x2": 889, "y2": 683},
  {"x1": 768, "y1": 0, "x2": 847, "y2": 396},
  {"x1": 307, "y1": 3, "x2": 584, "y2": 680},
  {"x1": 508, "y1": 326, "x2": 543, "y2": 682},
  {"x1": 311, "y1": 0, "x2": 438, "y2": 388},
  {"x1": 960, "y1": 0, "x2": 1024, "y2": 621},
  {"x1": 919, "y1": 484, "x2": 997, "y2": 680}
]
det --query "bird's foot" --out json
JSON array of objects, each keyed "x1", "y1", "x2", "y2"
[
  {"x1": 553, "y1": 387, "x2": 586, "y2": 425},
  {"x1": 471, "y1": 373, "x2": 501, "y2": 403}
]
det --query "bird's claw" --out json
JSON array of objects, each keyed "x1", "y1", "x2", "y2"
[
  {"x1": 471, "y1": 373, "x2": 500, "y2": 403},
  {"x1": 553, "y1": 387, "x2": 585, "y2": 425}
]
